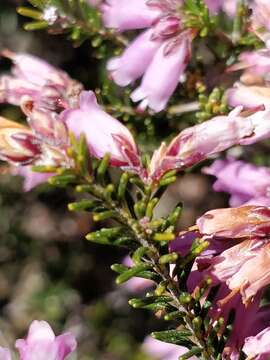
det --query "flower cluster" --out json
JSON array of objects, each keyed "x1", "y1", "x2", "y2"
[{"x1": 3, "y1": 0, "x2": 270, "y2": 359}]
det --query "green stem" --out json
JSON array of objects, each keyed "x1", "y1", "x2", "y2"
[{"x1": 78, "y1": 179, "x2": 215, "y2": 359}]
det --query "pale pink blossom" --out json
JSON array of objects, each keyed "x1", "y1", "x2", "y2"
[
  {"x1": 15, "y1": 320, "x2": 76, "y2": 360},
  {"x1": 0, "y1": 116, "x2": 42, "y2": 165},
  {"x1": 0, "y1": 50, "x2": 83, "y2": 111},
  {"x1": 148, "y1": 107, "x2": 256, "y2": 181},
  {"x1": 203, "y1": 158, "x2": 270, "y2": 207},
  {"x1": 104, "y1": 1, "x2": 195, "y2": 112},
  {"x1": 101, "y1": 0, "x2": 161, "y2": 31},
  {"x1": 243, "y1": 327, "x2": 270, "y2": 360},
  {"x1": 227, "y1": 242, "x2": 270, "y2": 304},
  {"x1": 130, "y1": 31, "x2": 193, "y2": 112},
  {"x1": 228, "y1": 50, "x2": 270, "y2": 80},
  {"x1": 62, "y1": 91, "x2": 141, "y2": 170},
  {"x1": 227, "y1": 84, "x2": 270, "y2": 109},
  {"x1": 197, "y1": 205, "x2": 270, "y2": 239},
  {"x1": 251, "y1": 0, "x2": 270, "y2": 46},
  {"x1": 239, "y1": 106, "x2": 270, "y2": 145},
  {"x1": 0, "y1": 110, "x2": 70, "y2": 169},
  {"x1": 107, "y1": 29, "x2": 162, "y2": 87}
]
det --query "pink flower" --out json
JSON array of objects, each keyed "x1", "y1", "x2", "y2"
[
  {"x1": 0, "y1": 50, "x2": 83, "y2": 111},
  {"x1": 203, "y1": 158, "x2": 270, "y2": 207},
  {"x1": 251, "y1": 0, "x2": 270, "y2": 46},
  {"x1": 101, "y1": 0, "x2": 160, "y2": 31},
  {"x1": 104, "y1": 1, "x2": 195, "y2": 112},
  {"x1": 148, "y1": 107, "x2": 256, "y2": 181},
  {"x1": 130, "y1": 30, "x2": 193, "y2": 112},
  {"x1": 197, "y1": 205, "x2": 270, "y2": 239},
  {"x1": 227, "y1": 84, "x2": 270, "y2": 109},
  {"x1": 0, "y1": 108, "x2": 70, "y2": 169},
  {"x1": 15, "y1": 320, "x2": 77, "y2": 360},
  {"x1": 107, "y1": 29, "x2": 163, "y2": 87},
  {"x1": 62, "y1": 91, "x2": 141, "y2": 170},
  {"x1": 243, "y1": 327, "x2": 270, "y2": 360},
  {"x1": 227, "y1": 242, "x2": 270, "y2": 304},
  {"x1": 239, "y1": 107, "x2": 270, "y2": 145},
  {"x1": 228, "y1": 50, "x2": 270, "y2": 80},
  {"x1": 0, "y1": 116, "x2": 42, "y2": 165},
  {"x1": 142, "y1": 336, "x2": 197, "y2": 360},
  {"x1": 0, "y1": 348, "x2": 11, "y2": 360}
]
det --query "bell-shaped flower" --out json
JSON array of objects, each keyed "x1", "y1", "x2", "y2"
[
  {"x1": 227, "y1": 84, "x2": 270, "y2": 109},
  {"x1": 197, "y1": 205, "x2": 270, "y2": 239},
  {"x1": 0, "y1": 116, "x2": 42, "y2": 165},
  {"x1": 148, "y1": 107, "x2": 256, "y2": 181},
  {"x1": 62, "y1": 91, "x2": 141, "y2": 170},
  {"x1": 0, "y1": 110, "x2": 70, "y2": 170},
  {"x1": 0, "y1": 50, "x2": 83, "y2": 111},
  {"x1": 131, "y1": 30, "x2": 193, "y2": 112},
  {"x1": 251, "y1": 0, "x2": 270, "y2": 44},
  {"x1": 243, "y1": 327, "x2": 270, "y2": 360},
  {"x1": 107, "y1": 29, "x2": 163, "y2": 87},
  {"x1": 103, "y1": 0, "x2": 196, "y2": 112},
  {"x1": 21, "y1": 97, "x2": 69, "y2": 147},
  {"x1": 101, "y1": 0, "x2": 161, "y2": 31},
  {"x1": 227, "y1": 242, "x2": 270, "y2": 304},
  {"x1": 15, "y1": 320, "x2": 77, "y2": 360},
  {"x1": 228, "y1": 50, "x2": 270, "y2": 79},
  {"x1": 203, "y1": 158, "x2": 270, "y2": 207},
  {"x1": 239, "y1": 106, "x2": 270, "y2": 145}
]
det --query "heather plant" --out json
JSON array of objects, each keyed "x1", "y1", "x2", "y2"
[{"x1": 1, "y1": 1, "x2": 270, "y2": 359}]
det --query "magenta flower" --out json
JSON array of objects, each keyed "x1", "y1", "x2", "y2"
[
  {"x1": 15, "y1": 320, "x2": 76, "y2": 360},
  {"x1": 203, "y1": 158, "x2": 270, "y2": 206},
  {"x1": 62, "y1": 91, "x2": 141, "y2": 170},
  {"x1": 243, "y1": 327, "x2": 270, "y2": 360},
  {"x1": 0, "y1": 50, "x2": 83, "y2": 111}
]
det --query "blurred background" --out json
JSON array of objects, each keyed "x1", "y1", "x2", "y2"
[{"x1": 0, "y1": 1, "x2": 227, "y2": 358}]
